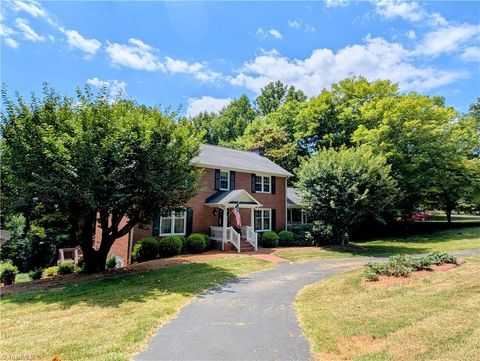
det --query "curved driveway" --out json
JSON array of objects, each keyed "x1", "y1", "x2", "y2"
[
  {"x1": 135, "y1": 258, "x2": 366, "y2": 361},
  {"x1": 135, "y1": 249, "x2": 480, "y2": 361}
]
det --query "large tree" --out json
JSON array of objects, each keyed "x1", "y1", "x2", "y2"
[
  {"x1": 255, "y1": 81, "x2": 306, "y2": 116},
  {"x1": 295, "y1": 77, "x2": 398, "y2": 152},
  {"x1": 353, "y1": 94, "x2": 461, "y2": 216},
  {"x1": 296, "y1": 146, "x2": 397, "y2": 245},
  {"x1": 1, "y1": 86, "x2": 201, "y2": 272}
]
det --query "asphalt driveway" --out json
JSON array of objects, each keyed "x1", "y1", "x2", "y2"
[
  {"x1": 135, "y1": 249, "x2": 480, "y2": 361},
  {"x1": 135, "y1": 258, "x2": 366, "y2": 361}
]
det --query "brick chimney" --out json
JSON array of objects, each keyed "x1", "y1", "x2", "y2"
[{"x1": 250, "y1": 146, "x2": 264, "y2": 156}]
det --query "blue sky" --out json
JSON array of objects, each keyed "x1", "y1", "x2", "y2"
[{"x1": 1, "y1": 1, "x2": 479, "y2": 116}]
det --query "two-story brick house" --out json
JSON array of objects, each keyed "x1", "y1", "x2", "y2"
[{"x1": 106, "y1": 144, "x2": 292, "y2": 266}]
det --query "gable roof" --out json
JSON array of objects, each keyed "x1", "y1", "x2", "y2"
[
  {"x1": 205, "y1": 189, "x2": 262, "y2": 207},
  {"x1": 287, "y1": 187, "x2": 303, "y2": 207},
  {"x1": 192, "y1": 144, "x2": 293, "y2": 177}
]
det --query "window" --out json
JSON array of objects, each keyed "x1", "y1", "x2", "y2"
[
  {"x1": 220, "y1": 171, "x2": 229, "y2": 190},
  {"x1": 254, "y1": 209, "x2": 271, "y2": 231},
  {"x1": 255, "y1": 175, "x2": 270, "y2": 193},
  {"x1": 159, "y1": 211, "x2": 186, "y2": 235}
]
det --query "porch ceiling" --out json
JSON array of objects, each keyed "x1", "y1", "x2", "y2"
[{"x1": 205, "y1": 189, "x2": 262, "y2": 208}]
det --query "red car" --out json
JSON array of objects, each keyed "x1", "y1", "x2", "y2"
[{"x1": 411, "y1": 211, "x2": 430, "y2": 221}]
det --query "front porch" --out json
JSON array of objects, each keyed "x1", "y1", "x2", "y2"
[{"x1": 205, "y1": 189, "x2": 261, "y2": 253}]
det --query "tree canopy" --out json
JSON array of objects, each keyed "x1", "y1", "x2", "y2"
[{"x1": 1, "y1": 85, "x2": 201, "y2": 272}]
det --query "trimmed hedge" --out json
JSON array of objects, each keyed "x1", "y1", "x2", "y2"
[
  {"x1": 278, "y1": 230, "x2": 294, "y2": 247},
  {"x1": 132, "y1": 237, "x2": 158, "y2": 262},
  {"x1": 287, "y1": 224, "x2": 314, "y2": 246},
  {"x1": 0, "y1": 261, "x2": 18, "y2": 285},
  {"x1": 42, "y1": 266, "x2": 59, "y2": 278},
  {"x1": 158, "y1": 236, "x2": 183, "y2": 258},
  {"x1": 187, "y1": 233, "x2": 207, "y2": 254},
  {"x1": 261, "y1": 231, "x2": 279, "y2": 248}
]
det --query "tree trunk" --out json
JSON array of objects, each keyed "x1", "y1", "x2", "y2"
[
  {"x1": 446, "y1": 208, "x2": 452, "y2": 224},
  {"x1": 83, "y1": 248, "x2": 109, "y2": 273}
]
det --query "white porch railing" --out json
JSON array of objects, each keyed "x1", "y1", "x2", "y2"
[
  {"x1": 241, "y1": 226, "x2": 258, "y2": 251},
  {"x1": 58, "y1": 246, "x2": 83, "y2": 265},
  {"x1": 210, "y1": 226, "x2": 241, "y2": 253}
]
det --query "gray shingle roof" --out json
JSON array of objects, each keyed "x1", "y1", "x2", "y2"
[
  {"x1": 287, "y1": 187, "x2": 303, "y2": 206},
  {"x1": 192, "y1": 144, "x2": 293, "y2": 177}
]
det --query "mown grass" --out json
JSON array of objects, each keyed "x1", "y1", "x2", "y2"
[
  {"x1": 296, "y1": 256, "x2": 480, "y2": 361},
  {"x1": 276, "y1": 227, "x2": 480, "y2": 262},
  {"x1": 0, "y1": 256, "x2": 274, "y2": 361}
]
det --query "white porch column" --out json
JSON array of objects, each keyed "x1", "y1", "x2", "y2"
[
  {"x1": 251, "y1": 208, "x2": 255, "y2": 229},
  {"x1": 222, "y1": 206, "x2": 227, "y2": 251}
]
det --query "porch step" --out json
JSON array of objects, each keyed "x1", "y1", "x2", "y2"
[{"x1": 240, "y1": 240, "x2": 255, "y2": 252}]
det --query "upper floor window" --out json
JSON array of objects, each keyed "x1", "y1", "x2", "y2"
[
  {"x1": 160, "y1": 211, "x2": 186, "y2": 236},
  {"x1": 255, "y1": 175, "x2": 270, "y2": 193},
  {"x1": 220, "y1": 171, "x2": 230, "y2": 190}
]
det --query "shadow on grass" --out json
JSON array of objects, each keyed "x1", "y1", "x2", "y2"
[{"x1": 0, "y1": 262, "x2": 243, "y2": 308}]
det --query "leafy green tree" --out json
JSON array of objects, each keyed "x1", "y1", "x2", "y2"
[
  {"x1": 213, "y1": 95, "x2": 255, "y2": 144},
  {"x1": 1, "y1": 85, "x2": 201, "y2": 272},
  {"x1": 295, "y1": 77, "x2": 398, "y2": 152},
  {"x1": 296, "y1": 146, "x2": 397, "y2": 245},
  {"x1": 255, "y1": 81, "x2": 307, "y2": 116},
  {"x1": 188, "y1": 111, "x2": 217, "y2": 144},
  {"x1": 353, "y1": 94, "x2": 460, "y2": 216}
]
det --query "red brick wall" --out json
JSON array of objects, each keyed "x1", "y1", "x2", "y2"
[{"x1": 126, "y1": 167, "x2": 288, "y2": 259}]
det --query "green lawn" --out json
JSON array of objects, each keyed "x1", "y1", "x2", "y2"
[
  {"x1": 276, "y1": 227, "x2": 480, "y2": 262},
  {"x1": 0, "y1": 256, "x2": 274, "y2": 361},
  {"x1": 296, "y1": 256, "x2": 480, "y2": 361}
]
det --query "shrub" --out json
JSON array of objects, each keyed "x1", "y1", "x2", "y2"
[
  {"x1": 386, "y1": 255, "x2": 413, "y2": 277},
  {"x1": 203, "y1": 234, "x2": 212, "y2": 250},
  {"x1": 158, "y1": 236, "x2": 183, "y2": 258},
  {"x1": 261, "y1": 231, "x2": 279, "y2": 248},
  {"x1": 288, "y1": 224, "x2": 314, "y2": 246},
  {"x1": 187, "y1": 234, "x2": 207, "y2": 254},
  {"x1": 42, "y1": 266, "x2": 59, "y2": 278},
  {"x1": 278, "y1": 230, "x2": 294, "y2": 247},
  {"x1": 29, "y1": 268, "x2": 43, "y2": 280},
  {"x1": 411, "y1": 256, "x2": 433, "y2": 271},
  {"x1": 364, "y1": 268, "x2": 380, "y2": 281},
  {"x1": 58, "y1": 262, "x2": 76, "y2": 275},
  {"x1": 426, "y1": 252, "x2": 457, "y2": 265},
  {"x1": 132, "y1": 237, "x2": 158, "y2": 262},
  {"x1": 0, "y1": 261, "x2": 18, "y2": 285},
  {"x1": 106, "y1": 256, "x2": 117, "y2": 269}
]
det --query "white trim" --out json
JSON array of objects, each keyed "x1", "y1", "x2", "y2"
[
  {"x1": 219, "y1": 170, "x2": 230, "y2": 191},
  {"x1": 254, "y1": 208, "x2": 272, "y2": 232},
  {"x1": 158, "y1": 211, "x2": 187, "y2": 236},
  {"x1": 193, "y1": 162, "x2": 292, "y2": 177},
  {"x1": 206, "y1": 189, "x2": 263, "y2": 208}
]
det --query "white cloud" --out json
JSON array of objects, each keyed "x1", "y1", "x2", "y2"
[
  {"x1": 304, "y1": 24, "x2": 316, "y2": 33},
  {"x1": 106, "y1": 38, "x2": 163, "y2": 71},
  {"x1": 14, "y1": 17, "x2": 44, "y2": 42},
  {"x1": 461, "y1": 47, "x2": 480, "y2": 62},
  {"x1": 11, "y1": 0, "x2": 57, "y2": 26},
  {"x1": 325, "y1": 0, "x2": 348, "y2": 8},
  {"x1": 229, "y1": 36, "x2": 466, "y2": 95},
  {"x1": 374, "y1": 0, "x2": 447, "y2": 26},
  {"x1": 288, "y1": 20, "x2": 301, "y2": 29},
  {"x1": 5, "y1": 37, "x2": 19, "y2": 48},
  {"x1": 64, "y1": 29, "x2": 101, "y2": 56},
  {"x1": 86, "y1": 77, "x2": 127, "y2": 98},
  {"x1": 256, "y1": 28, "x2": 283, "y2": 40},
  {"x1": 186, "y1": 96, "x2": 232, "y2": 117},
  {"x1": 416, "y1": 24, "x2": 480, "y2": 56},
  {"x1": 406, "y1": 30, "x2": 416, "y2": 40},
  {"x1": 165, "y1": 57, "x2": 220, "y2": 82}
]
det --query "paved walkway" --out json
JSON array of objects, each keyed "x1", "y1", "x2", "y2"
[{"x1": 135, "y1": 249, "x2": 480, "y2": 361}]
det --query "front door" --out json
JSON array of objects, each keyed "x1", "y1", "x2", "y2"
[{"x1": 218, "y1": 208, "x2": 231, "y2": 227}]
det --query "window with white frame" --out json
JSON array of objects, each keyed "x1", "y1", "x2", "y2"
[
  {"x1": 254, "y1": 209, "x2": 271, "y2": 231},
  {"x1": 255, "y1": 175, "x2": 270, "y2": 193},
  {"x1": 159, "y1": 210, "x2": 186, "y2": 235},
  {"x1": 220, "y1": 171, "x2": 229, "y2": 190}
]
